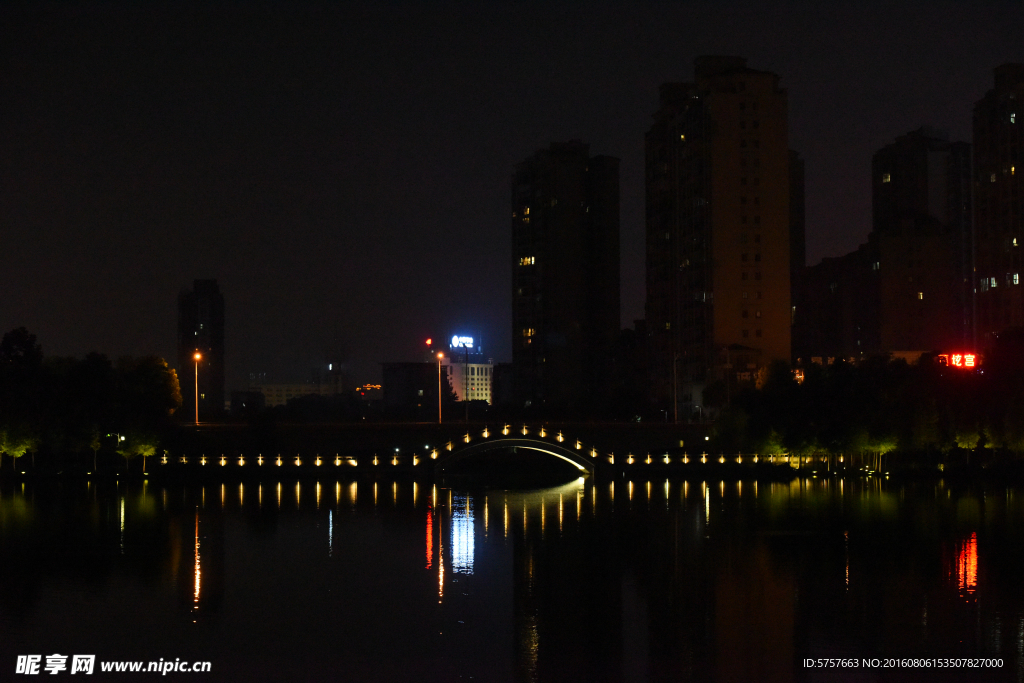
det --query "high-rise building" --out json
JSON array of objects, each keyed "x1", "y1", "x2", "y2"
[
  {"x1": 645, "y1": 57, "x2": 794, "y2": 416},
  {"x1": 872, "y1": 127, "x2": 972, "y2": 352},
  {"x1": 511, "y1": 141, "x2": 620, "y2": 414},
  {"x1": 177, "y1": 279, "x2": 225, "y2": 418},
  {"x1": 974, "y1": 64, "x2": 1024, "y2": 346}
]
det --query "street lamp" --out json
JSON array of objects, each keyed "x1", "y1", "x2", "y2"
[
  {"x1": 193, "y1": 351, "x2": 202, "y2": 425},
  {"x1": 437, "y1": 352, "x2": 444, "y2": 424}
]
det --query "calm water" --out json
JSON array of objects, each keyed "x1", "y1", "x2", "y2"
[{"x1": 1, "y1": 474, "x2": 1023, "y2": 682}]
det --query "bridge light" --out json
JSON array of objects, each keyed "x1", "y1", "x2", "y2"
[
  {"x1": 752, "y1": 455, "x2": 758, "y2": 463},
  {"x1": 161, "y1": 454, "x2": 168, "y2": 465},
  {"x1": 276, "y1": 456, "x2": 282, "y2": 466},
  {"x1": 718, "y1": 455, "x2": 725, "y2": 464},
  {"x1": 334, "y1": 456, "x2": 341, "y2": 466},
  {"x1": 316, "y1": 456, "x2": 322, "y2": 466},
  {"x1": 683, "y1": 454, "x2": 689, "y2": 464},
  {"x1": 295, "y1": 456, "x2": 302, "y2": 466},
  {"x1": 431, "y1": 449, "x2": 438, "y2": 459},
  {"x1": 590, "y1": 448, "x2": 597, "y2": 458},
  {"x1": 736, "y1": 455, "x2": 742, "y2": 464},
  {"x1": 392, "y1": 457, "x2": 398, "y2": 466},
  {"x1": 219, "y1": 455, "x2": 226, "y2": 466},
  {"x1": 446, "y1": 441, "x2": 453, "y2": 451},
  {"x1": 373, "y1": 456, "x2": 378, "y2": 466},
  {"x1": 180, "y1": 456, "x2": 188, "y2": 464},
  {"x1": 608, "y1": 454, "x2": 614, "y2": 464},
  {"x1": 257, "y1": 455, "x2": 264, "y2": 466},
  {"x1": 350, "y1": 459, "x2": 358, "y2": 467},
  {"x1": 557, "y1": 431, "x2": 564, "y2": 443},
  {"x1": 413, "y1": 456, "x2": 419, "y2": 466},
  {"x1": 201, "y1": 456, "x2": 207, "y2": 466},
  {"x1": 575, "y1": 440, "x2": 582, "y2": 450},
  {"x1": 502, "y1": 424, "x2": 510, "y2": 436},
  {"x1": 238, "y1": 456, "x2": 245, "y2": 466},
  {"x1": 482, "y1": 428, "x2": 489, "y2": 438},
  {"x1": 539, "y1": 427, "x2": 546, "y2": 438},
  {"x1": 664, "y1": 455, "x2": 670, "y2": 464},
  {"x1": 464, "y1": 433, "x2": 470, "y2": 443},
  {"x1": 627, "y1": 455, "x2": 634, "y2": 465},
  {"x1": 521, "y1": 425, "x2": 528, "y2": 436},
  {"x1": 646, "y1": 454, "x2": 652, "y2": 464}
]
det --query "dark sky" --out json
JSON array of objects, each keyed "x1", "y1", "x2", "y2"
[{"x1": 2, "y1": 1, "x2": 1021, "y2": 390}]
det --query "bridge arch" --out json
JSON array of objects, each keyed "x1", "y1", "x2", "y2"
[{"x1": 436, "y1": 437, "x2": 596, "y2": 476}]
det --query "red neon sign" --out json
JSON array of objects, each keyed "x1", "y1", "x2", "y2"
[{"x1": 937, "y1": 353, "x2": 978, "y2": 369}]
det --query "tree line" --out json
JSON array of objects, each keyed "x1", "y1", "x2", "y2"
[
  {"x1": 712, "y1": 331, "x2": 1024, "y2": 463},
  {"x1": 0, "y1": 328, "x2": 181, "y2": 472}
]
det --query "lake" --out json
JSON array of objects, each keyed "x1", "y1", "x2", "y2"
[{"x1": 0, "y1": 474, "x2": 1021, "y2": 682}]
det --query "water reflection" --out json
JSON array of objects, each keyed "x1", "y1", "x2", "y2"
[
  {"x1": 450, "y1": 494, "x2": 474, "y2": 574},
  {"x1": 1, "y1": 476, "x2": 1022, "y2": 681}
]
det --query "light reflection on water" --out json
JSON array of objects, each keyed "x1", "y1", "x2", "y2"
[{"x1": 0, "y1": 475, "x2": 1023, "y2": 681}]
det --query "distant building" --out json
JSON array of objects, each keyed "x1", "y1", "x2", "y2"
[
  {"x1": 252, "y1": 383, "x2": 342, "y2": 408},
  {"x1": 872, "y1": 127, "x2": 972, "y2": 352},
  {"x1": 645, "y1": 57, "x2": 796, "y2": 415},
  {"x1": 382, "y1": 362, "x2": 454, "y2": 420},
  {"x1": 793, "y1": 239, "x2": 880, "y2": 362},
  {"x1": 795, "y1": 127, "x2": 973, "y2": 361},
  {"x1": 177, "y1": 279, "x2": 224, "y2": 419},
  {"x1": 511, "y1": 141, "x2": 620, "y2": 414},
  {"x1": 443, "y1": 334, "x2": 493, "y2": 404},
  {"x1": 974, "y1": 63, "x2": 1024, "y2": 346}
]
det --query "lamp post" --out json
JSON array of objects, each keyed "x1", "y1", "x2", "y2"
[
  {"x1": 437, "y1": 352, "x2": 444, "y2": 424},
  {"x1": 193, "y1": 351, "x2": 202, "y2": 426}
]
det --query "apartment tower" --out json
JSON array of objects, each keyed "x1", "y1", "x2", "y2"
[
  {"x1": 645, "y1": 56, "x2": 794, "y2": 416},
  {"x1": 511, "y1": 141, "x2": 620, "y2": 414}
]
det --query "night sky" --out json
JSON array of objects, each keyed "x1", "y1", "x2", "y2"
[{"x1": 2, "y1": 1, "x2": 1021, "y2": 390}]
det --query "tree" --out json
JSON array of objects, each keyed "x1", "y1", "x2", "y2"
[
  {"x1": 0, "y1": 425, "x2": 39, "y2": 472},
  {"x1": 116, "y1": 431, "x2": 159, "y2": 473}
]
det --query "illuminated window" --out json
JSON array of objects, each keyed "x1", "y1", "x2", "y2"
[
  {"x1": 524, "y1": 207, "x2": 530, "y2": 215},
  {"x1": 918, "y1": 292, "x2": 923, "y2": 300},
  {"x1": 872, "y1": 261, "x2": 880, "y2": 270},
  {"x1": 1012, "y1": 113, "x2": 1016, "y2": 123},
  {"x1": 991, "y1": 173, "x2": 997, "y2": 182},
  {"x1": 991, "y1": 277, "x2": 998, "y2": 288},
  {"x1": 882, "y1": 173, "x2": 891, "y2": 183},
  {"x1": 1016, "y1": 274, "x2": 1020, "y2": 285},
  {"x1": 680, "y1": 134, "x2": 686, "y2": 141},
  {"x1": 665, "y1": 322, "x2": 671, "y2": 330},
  {"x1": 519, "y1": 256, "x2": 535, "y2": 266},
  {"x1": 522, "y1": 328, "x2": 535, "y2": 337},
  {"x1": 1014, "y1": 238, "x2": 1018, "y2": 246}
]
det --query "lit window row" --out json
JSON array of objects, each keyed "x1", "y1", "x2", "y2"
[
  {"x1": 521, "y1": 328, "x2": 535, "y2": 337},
  {"x1": 518, "y1": 256, "x2": 535, "y2": 266}
]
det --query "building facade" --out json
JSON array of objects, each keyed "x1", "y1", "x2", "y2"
[
  {"x1": 511, "y1": 141, "x2": 620, "y2": 414},
  {"x1": 645, "y1": 57, "x2": 795, "y2": 416},
  {"x1": 177, "y1": 279, "x2": 225, "y2": 418},
  {"x1": 974, "y1": 64, "x2": 1024, "y2": 346},
  {"x1": 872, "y1": 127, "x2": 972, "y2": 352}
]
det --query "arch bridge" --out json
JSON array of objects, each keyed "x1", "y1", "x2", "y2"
[{"x1": 431, "y1": 426, "x2": 598, "y2": 476}]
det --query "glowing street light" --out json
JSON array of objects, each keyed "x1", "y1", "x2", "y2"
[
  {"x1": 437, "y1": 352, "x2": 444, "y2": 424},
  {"x1": 193, "y1": 351, "x2": 202, "y2": 425}
]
